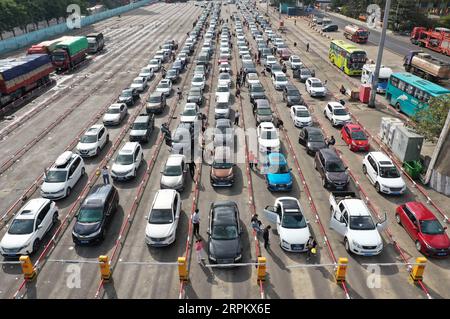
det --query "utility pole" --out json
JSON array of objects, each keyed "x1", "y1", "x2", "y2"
[{"x1": 368, "y1": 0, "x2": 392, "y2": 108}]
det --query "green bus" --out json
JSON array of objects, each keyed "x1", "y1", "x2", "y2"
[
  {"x1": 385, "y1": 72, "x2": 450, "y2": 117},
  {"x1": 329, "y1": 40, "x2": 367, "y2": 76}
]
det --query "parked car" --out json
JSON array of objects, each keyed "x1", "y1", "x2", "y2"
[
  {"x1": 148, "y1": 58, "x2": 161, "y2": 72},
  {"x1": 207, "y1": 201, "x2": 243, "y2": 264},
  {"x1": 0, "y1": 198, "x2": 58, "y2": 257},
  {"x1": 160, "y1": 154, "x2": 187, "y2": 191},
  {"x1": 362, "y1": 152, "x2": 406, "y2": 195},
  {"x1": 191, "y1": 74, "x2": 206, "y2": 90},
  {"x1": 293, "y1": 67, "x2": 315, "y2": 82},
  {"x1": 118, "y1": 88, "x2": 139, "y2": 106},
  {"x1": 288, "y1": 55, "x2": 303, "y2": 70},
  {"x1": 210, "y1": 146, "x2": 235, "y2": 187},
  {"x1": 214, "y1": 119, "x2": 234, "y2": 147},
  {"x1": 166, "y1": 68, "x2": 180, "y2": 84},
  {"x1": 254, "y1": 99, "x2": 273, "y2": 125},
  {"x1": 72, "y1": 184, "x2": 119, "y2": 245},
  {"x1": 306, "y1": 77, "x2": 326, "y2": 97},
  {"x1": 215, "y1": 84, "x2": 231, "y2": 102},
  {"x1": 395, "y1": 202, "x2": 450, "y2": 257},
  {"x1": 76, "y1": 124, "x2": 109, "y2": 157},
  {"x1": 315, "y1": 148, "x2": 349, "y2": 189},
  {"x1": 103, "y1": 103, "x2": 128, "y2": 125},
  {"x1": 110, "y1": 142, "x2": 143, "y2": 181},
  {"x1": 246, "y1": 73, "x2": 260, "y2": 86},
  {"x1": 41, "y1": 151, "x2": 85, "y2": 199},
  {"x1": 257, "y1": 122, "x2": 280, "y2": 153},
  {"x1": 156, "y1": 79, "x2": 172, "y2": 97},
  {"x1": 215, "y1": 96, "x2": 231, "y2": 119},
  {"x1": 129, "y1": 113, "x2": 154, "y2": 143},
  {"x1": 138, "y1": 66, "x2": 154, "y2": 81},
  {"x1": 249, "y1": 83, "x2": 266, "y2": 105},
  {"x1": 146, "y1": 92, "x2": 167, "y2": 114},
  {"x1": 262, "y1": 153, "x2": 293, "y2": 192},
  {"x1": 322, "y1": 24, "x2": 338, "y2": 32},
  {"x1": 272, "y1": 71, "x2": 288, "y2": 90},
  {"x1": 180, "y1": 103, "x2": 200, "y2": 123},
  {"x1": 298, "y1": 127, "x2": 327, "y2": 155},
  {"x1": 341, "y1": 123, "x2": 369, "y2": 152},
  {"x1": 282, "y1": 84, "x2": 303, "y2": 106},
  {"x1": 187, "y1": 86, "x2": 204, "y2": 106},
  {"x1": 290, "y1": 105, "x2": 312, "y2": 128},
  {"x1": 324, "y1": 102, "x2": 351, "y2": 127},
  {"x1": 218, "y1": 72, "x2": 232, "y2": 87},
  {"x1": 145, "y1": 190, "x2": 181, "y2": 246}
]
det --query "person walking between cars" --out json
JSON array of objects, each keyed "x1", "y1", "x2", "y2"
[
  {"x1": 192, "y1": 209, "x2": 200, "y2": 238},
  {"x1": 306, "y1": 42, "x2": 310, "y2": 52},
  {"x1": 195, "y1": 238, "x2": 206, "y2": 264},
  {"x1": 327, "y1": 135, "x2": 336, "y2": 147},
  {"x1": 234, "y1": 110, "x2": 240, "y2": 126},
  {"x1": 188, "y1": 161, "x2": 196, "y2": 178},
  {"x1": 251, "y1": 214, "x2": 263, "y2": 235},
  {"x1": 177, "y1": 87, "x2": 182, "y2": 101},
  {"x1": 263, "y1": 225, "x2": 271, "y2": 249},
  {"x1": 235, "y1": 87, "x2": 241, "y2": 99},
  {"x1": 102, "y1": 165, "x2": 110, "y2": 185},
  {"x1": 306, "y1": 236, "x2": 317, "y2": 260}
]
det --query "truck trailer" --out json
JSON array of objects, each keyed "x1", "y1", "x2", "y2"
[{"x1": 403, "y1": 50, "x2": 450, "y2": 82}]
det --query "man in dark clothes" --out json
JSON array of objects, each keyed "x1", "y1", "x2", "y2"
[{"x1": 263, "y1": 225, "x2": 271, "y2": 249}]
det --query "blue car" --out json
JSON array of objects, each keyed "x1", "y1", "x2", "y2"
[{"x1": 262, "y1": 153, "x2": 293, "y2": 192}]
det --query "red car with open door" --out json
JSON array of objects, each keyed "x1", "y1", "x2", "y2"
[
  {"x1": 395, "y1": 202, "x2": 450, "y2": 258},
  {"x1": 341, "y1": 123, "x2": 369, "y2": 152}
]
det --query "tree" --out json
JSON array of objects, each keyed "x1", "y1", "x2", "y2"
[
  {"x1": 389, "y1": 0, "x2": 432, "y2": 32},
  {"x1": 438, "y1": 15, "x2": 450, "y2": 29},
  {"x1": 412, "y1": 95, "x2": 450, "y2": 142}
]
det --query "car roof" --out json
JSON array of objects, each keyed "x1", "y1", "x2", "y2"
[
  {"x1": 134, "y1": 115, "x2": 149, "y2": 123},
  {"x1": 369, "y1": 152, "x2": 393, "y2": 165},
  {"x1": 304, "y1": 126, "x2": 323, "y2": 134},
  {"x1": 82, "y1": 184, "x2": 114, "y2": 208},
  {"x1": 319, "y1": 148, "x2": 341, "y2": 161},
  {"x1": 153, "y1": 189, "x2": 177, "y2": 209},
  {"x1": 259, "y1": 122, "x2": 275, "y2": 130},
  {"x1": 309, "y1": 78, "x2": 322, "y2": 83},
  {"x1": 268, "y1": 152, "x2": 287, "y2": 164},
  {"x1": 344, "y1": 199, "x2": 371, "y2": 216},
  {"x1": 328, "y1": 101, "x2": 345, "y2": 108},
  {"x1": 85, "y1": 124, "x2": 104, "y2": 135},
  {"x1": 405, "y1": 202, "x2": 436, "y2": 220},
  {"x1": 120, "y1": 142, "x2": 139, "y2": 154},
  {"x1": 17, "y1": 198, "x2": 50, "y2": 220}
]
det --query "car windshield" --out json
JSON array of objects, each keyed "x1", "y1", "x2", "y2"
[
  {"x1": 107, "y1": 108, "x2": 121, "y2": 114},
  {"x1": 311, "y1": 82, "x2": 323, "y2": 88},
  {"x1": 149, "y1": 209, "x2": 174, "y2": 224},
  {"x1": 150, "y1": 60, "x2": 158, "y2": 65},
  {"x1": 420, "y1": 220, "x2": 445, "y2": 235},
  {"x1": 183, "y1": 109, "x2": 197, "y2": 116},
  {"x1": 351, "y1": 131, "x2": 367, "y2": 140},
  {"x1": 116, "y1": 154, "x2": 134, "y2": 165},
  {"x1": 132, "y1": 122, "x2": 148, "y2": 130},
  {"x1": 158, "y1": 83, "x2": 169, "y2": 89},
  {"x1": 164, "y1": 165, "x2": 182, "y2": 176},
  {"x1": 350, "y1": 216, "x2": 376, "y2": 230},
  {"x1": 287, "y1": 89, "x2": 300, "y2": 96},
  {"x1": 267, "y1": 163, "x2": 289, "y2": 174},
  {"x1": 379, "y1": 166, "x2": 400, "y2": 178},
  {"x1": 292, "y1": 58, "x2": 301, "y2": 63},
  {"x1": 326, "y1": 161, "x2": 346, "y2": 172},
  {"x1": 8, "y1": 219, "x2": 34, "y2": 235},
  {"x1": 121, "y1": 90, "x2": 132, "y2": 97},
  {"x1": 219, "y1": 74, "x2": 230, "y2": 80},
  {"x1": 257, "y1": 108, "x2": 272, "y2": 116},
  {"x1": 149, "y1": 96, "x2": 161, "y2": 103},
  {"x1": 252, "y1": 86, "x2": 264, "y2": 92},
  {"x1": 133, "y1": 79, "x2": 143, "y2": 84},
  {"x1": 80, "y1": 135, "x2": 97, "y2": 143},
  {"x1": 276, "y1": 75, "x2": 287, "y2": 81},
  {"x1": 212, "y1": 224, "x2": 238, "y2": 240},
  {"x1": 167, "y1": 70, "x2": 176, "y2": 76},
  {"x1": 333, "y1": 108, "x2": 348, "y2": 115},
  {"x1": 308, "y1": 133, "x2": 324, "y2": 142},
  {"x1": 282, "y1": 212, "x2": 307, "y2": 229},
  {"x1": 45, "y1": 170, "x2": 67, "y2": 183},
  {"x1": 213, "y1": 160, "x2": 233, "y2": 169},
  {"x1": 216, "y1": 103, "x2": 228, "y2": 109},
  {"x1": 262, "y1": 130, "x2": 277, "y2": 139},
  {"x1": 77, "y1": 208, "x2": 103, "y2": 223},
  {"x1": 296, "y1": 110, "x2": 309, "y2": 117},
  {"x1": 193, "y1": 77, "x2": 203, "y2": 83},
  {"x1": 217, "y1": 86, "x2": 229, "y2": 92}
]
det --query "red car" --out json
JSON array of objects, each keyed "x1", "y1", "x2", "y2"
[
  {"x1": 341, "y1": 123, "x2": 369, "y2": 151},
  {"x1": 395, "y1": 202, "x2": 450, "y2": 257}
]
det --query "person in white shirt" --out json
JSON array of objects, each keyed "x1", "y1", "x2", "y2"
[{"x1": 192, "y1": 209, "x2": 200, "y2": 238}]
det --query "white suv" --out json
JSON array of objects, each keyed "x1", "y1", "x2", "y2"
[
  {"x1": 76, "y1": 124, "x2": 109, "y2": 157},
  {"x1": 111, "y1": 142, "x2": 144, "y2": 181},
  {"x1": 0, "y1": 198, "x2": 58, "y2": 257},
  {"x1": 362, "y1": 152, "x2": 406, "y2": 195},
  {"x1": 160, "y1": 154, "x2": 187, "y2": 191},
  {"x1": 145, "y1": 189, "x2": 181, "y2": 246},
  {"x1": 257, "y1": 122, "x2": 280, "y2": 153},
  {"x1": 272, "y1": 71, "x2": 288, "y2": 90},
  {"x1": 305, "y1": 77, "x2": 326, "y2": 97},
  {"x1": 324, "y1": 102, "x2": 351, "y2": 126},
  {"x1": 41, "y1": 151, "x2": 85, "y2": 199}
]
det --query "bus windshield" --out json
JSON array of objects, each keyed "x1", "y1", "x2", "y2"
[{"x1": 350, "y1": 52, "x2": 367, "y2": 62}]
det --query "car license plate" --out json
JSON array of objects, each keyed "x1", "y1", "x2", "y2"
[
  {"x1": 363, "y1": 253, "x2": 373, "y2": 256},
  {"x1": 80, "y1": 240, "x2": 89, "y2": 244},
  {"x1": 437, "y1": 252, "x2": 447, "y2": 256}
]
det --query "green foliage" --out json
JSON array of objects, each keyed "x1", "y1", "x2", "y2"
[
  {"x1": 412, "y1": 95, "x2": 450, "y2": 142},
  {"x1": 388, "y1": 0, "x2": 432, "y2": 31},
  {"x1": 438, "y1": 15, "x2": 450, "y2": 29}
]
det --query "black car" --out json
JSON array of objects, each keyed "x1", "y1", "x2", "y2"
[
  {"x1": 129, "y1": 113, "x2": 154, "y2": 143},
  {"x1": 293, "y1": 67, "x2": 315, "y2": 82},
  {"x1": 322, "y1": 24, "x2": 338, "y2": 32},
  {"x1": 166, "y1": 68, "x2": 180, "y2": 84},
  {"x1": 207, "y1": 201, "x2": 243, "y2": 265},
  {"x1": 118, "y1": 88, "x2": 139, "y2": 107},
  {"x1": 249, "y1": 83, "x2": 266, "y2": 105},
  {"x1": 242, "y1": 61, "x2": 257, "y2": 74},
  {"x1": 298, "y1": 127, "x2": 327, "y2": 155},
  {"x1": 72, "y1": 184, "x2": 119, "y2": 245},
  {"x1": 282, "y1": 84, "x2": 304, "y2": 107},
  {"x1": 314, "y1": 148, "x2": 349, "y2": 189},
  {"x1": 187, "y1": 86, "x2": 204, "y2": 106}
]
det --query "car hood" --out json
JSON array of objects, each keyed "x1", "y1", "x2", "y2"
[
  {"x1": 295, "y1": 116, "x2": 312, "y2": 123},
  {"x1": 77, "y1": 142, "x2": 97, "y2": 151},
  {"x1": 209, "y1": 237, "x2": 241, "y2": 259},
  {"x1": 267, "y1": 173, "x2": 291, "y2": 184},
  {"x1": 180, "y1": 115, "x2": 197, "y2": 123},
  {"x1": 212, "y1": 167, "x2": 233, "y2": 178},
  {"x1": 0, "y1": 233, "x2": 32, "y2": 249},
  {"x1": 103, "y1": 113, "x2": 120, "y2": 121},
  {"x1": 311, "y1": 87, "x2": 325, "y2": 93},
  {"x1": 326, "y1": 171, "x2": 349, "y2": 183},
  {"x1": 130, "y1": 129, "x2": 147, "y2": 136},
  {"x1": 130, "y1": 84, "x2": 142, "y2": 89},
  {"x1": 111, "y1": 163, "x2": 134, "y2": 173},
  {"x1": 73, "y1": 221, "x2": 102, "y2": 236},
  {"x1": 287, "y1": 96, "x2": 301, "y2": 102},
  {"x1": 348, "y1": 229, "x2": 382, "y2": 246},
  {"x1": 307, "y1": 141, "x2": 327, "y2": 151},
  {"x1": 378, "y1": 177, "x2": 405, "y2": 188},
  {"x1": 420, "y1": 233, "x2": 450, "y2": 249},
  {"x1": 145, "y1": 222, "x2": 175, "y2": 238},
  {"x1": 279, "y1": 226, "x2": 310, "y2": 245},
  {"x1": 41, "y1": 181, "x2": 66, "y2": 193},
  {"x1": 156, "y1": 87, "x2": 170, "y2": 92},
  {"x1": 118, "y1": 96, "x2": 131, "y2": 102},
  {"x1": 260, "y1": 138, "x2": 280, "y2": 148},
  {"x1": 334, "y1": 114, "x2": 351, "y2": 122},
  {"x1": 161, "y1": 175, "x2": 183, "y2": 187}
]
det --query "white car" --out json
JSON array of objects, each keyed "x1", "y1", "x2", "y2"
[
  {"x1": 362, "y1": 152, "x2": 406, "y2": 195},
  {"x1": 257, "y1": 122, "x2": 280, "y2": 153},
  {"x1": 264, "y1": 197, "x2": 311, "y2": 252},
  {"x1": 241, "y1": 54, "x2": 253, "y2": 63},
  {"x1": 111, "y1": 142, "x2": 143, "y2": 181},
  {"x1": 218, "y1": 73, "x2": 232, "y2": 87},
  {"x1": 265, "y1": 55, "x2": 277, "y2": 69},
  {"x1": 324, "y1": 102, "x2": 351, "y2": 126},
  {"x1": 76, "y1": 124, "x2": 109, "y2": 157},
  {"x1": 288, "y1": 55, "x2": 303, "y2": 70},
  {"x1": 178, "y1": 52, "x2": 189, "y2": 64},
  {"x1": 130, "y1": 76, "x2": 148, "y2": 93},
  {"x1": 145, "y1": 189, "x2": 181, "y2": 246},
  {"x1": 0, "y1": 198, "x2": 58, "y2": 257},
  {"x1": 246, "y1": 73, "x2": 260, "y2": 86},
  {"x1": 41, "y1": 151, "x2": 85, "y2": 199},
  {"x1": 219, "y1": 62, "x2": 231, "y2": 73},
  {"x1": 305, "y1": 77, "x2": 326, "y2": 97},
  {"x1": 220, "y1": 47, "x2": 231, "y2": 59},
  {"x1": 191, "y1": 74, "x2": 206, "y2": 90},
  {"x1": 156, "y1": 79, "x2": 172, "y2": 97},
  {"x1": 160, "y1": 154, "x2": 187, "y2": 191},
  {"x1": 103, "y1": 103, "x2": 128, "y2": 125},
  {"x1": 329, "y1": 193, "x2": 387, "y2": 256},
  {"x1": 272, "y1": 71, "x2": 288, "y2": 90},
  {"x1": 148, "y1": 58, "x2": 161, "y2": 72},
  {"x1": 139, "y1": 66, "x2": 154, "y2": 81},
  {"x1": 154, "y1": 50, "x2": 167, "y2": 63},
  {"x1": 216, "y1": 84, "x2": 230, "y2": 101},
  {"x1": 290, "y1": 105, "x2": 312, "y2": 128},
  {"x1": 180, "y1": 103, "x2": 199, "y2": 123}
]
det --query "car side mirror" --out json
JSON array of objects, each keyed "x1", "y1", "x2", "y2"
[
  {"x1": 207, "y1": 231, "x2": 211, "y2": 236},
  {"x1": 37, "y1": 224, "x2": 43, "y2": 230},
  {"x1": 444, "y1": 226, "x2": 448, "y2": 230}
]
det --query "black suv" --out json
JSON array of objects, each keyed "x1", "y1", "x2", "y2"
[
  {"x1": 166, "y1": 68, "x2": 180, "y2": 84},
  {"x1": 72, "y1": 184, "x2": 119, "y2": 245},
  {"x1": 249, "y1": 83, "x2": 267, "y2": 105},
  {"x1": 129, "y1": 113, "x2": 155, "y2": 143},
  {"x1": 118, "y1": 88, "x2": 139, "y2": 107},
  {"x1": 282, "y1": 84, "x2": 304, "y2": 107},
  {"x1": 314, "y1": 148, "x2": 349, "y2": 189},
  {"x1": 298, "y1": 127, "x2": 327, "y2": 155}
]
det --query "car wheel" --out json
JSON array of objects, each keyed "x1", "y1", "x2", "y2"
[
  {"x1": 344, "y1": 238, "x2": 351, "y2": 253},
  {"x1": 375, "y1": 182, "x2": 381, "y2": 193},
  {"x1": 66, "y1": 187, "x2": 71, "y2": 197},
  {"x1": 395, "y1": 213, "x2": 402, "y2": 225},
  {"x1": 32, "y1": 239, "x2": 40, "y2": 254},
  {"x1": 415, "y1": 240, "x2": 422, "y2": 252},
  {"x1": 362, "y1": 164, "x2": 367, "y2": 175},
  {"x1": 52, "y1": 212, "x2": 58, "y2": 225}
]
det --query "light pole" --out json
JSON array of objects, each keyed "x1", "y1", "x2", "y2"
[{"x1": 368, "y1": 0, "x2": 392, "y2": 108}]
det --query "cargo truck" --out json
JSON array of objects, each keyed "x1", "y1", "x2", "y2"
[
  {"x1": 344, "y1": 25, "x2": 369, "y2": 44},
  {"x1": 410, "y1": 27, "x2": 450, "y2": 56},
  {"x1": 27, "y1": 38, "x2": 66, "y2": 55},
  {"x1": 403, "y1": 50, "x2": 450, "y2": 82},
  {"x1": 86, "y1": 33, "x2": 105, "y2": 54},
  {"x1": 51, "y1": 36, "x2": 89, "y2": 71},
  {"x1": 0, "y1": 54, "x2": 54, "y2": 109}
]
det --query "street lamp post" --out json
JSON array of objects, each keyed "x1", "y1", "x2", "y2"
[{"x1": 368, "y1": 0, "x2": 392, "y2": 108}]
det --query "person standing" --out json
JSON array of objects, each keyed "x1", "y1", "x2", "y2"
[
  {"x1": 189, "y1": 161, "x2": 196, "y2": 178},
  {"x1": 263, "y1": 225, "x2": 271, "y2": 249},
  {"x1": 327, "y1": 135, "x2": 336, "y2": 147},
  {"x1": 234, "y1": 110, "x2": 240, "y2": 126},
  {"x1": 306, "y1": 42, "x2": 310, "y2": 52},
  {"x1": 195, "y1": 238, "x2": 206, "y2": 264},
  {"x1": 192, "y1": 209, "x2": 200, "y2": 238},
  {"x1": 306, "y1": 236, "x2": 317, "y2": 260},
  {"x1": 102, "y1": 165, "x2": 110, "y2": 185},
  {"x1": 235, "y1": 87, "x2": 241, "y2": 99},
  {"x1": 248, "y1": 151, "x2": 255, "y2": 170}
]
